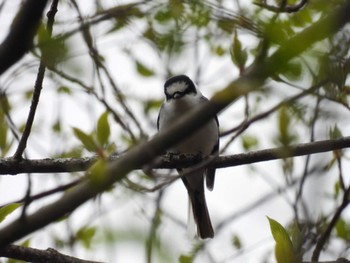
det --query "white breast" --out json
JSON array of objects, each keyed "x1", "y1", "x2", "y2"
[{"x1": 158, "y1": 95, "x2": 218, "y2": 155}]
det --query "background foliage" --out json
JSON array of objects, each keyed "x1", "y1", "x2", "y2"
[{"x1": 1, "y1": 0, "x2": 350, "y2": 262}]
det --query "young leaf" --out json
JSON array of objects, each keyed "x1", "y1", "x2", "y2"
[
  {"x1": 0, "y1": 203, "x2": 22, "y2": 223},
  {"x1": 135, "y1": 60, "x2": 154, "y2": 77},
  {"x1": 230, "y1": 31, "x2": 247, "y2": 71},
  {"x1": 97, "y1": 111, "x2": 110, "y2": 147},
  {"x1": 76, "y1": 226, "x2": 96, "y2": 249},
  {"x1": 179, "y1": 255, "x2": 192, "y2": 263},
  {"x1": 241, "y1": 135, "x2": 258, "y2": 150},
  {"x1": 73, "y1": 127, "x2": 97, "y2": 152},
  {"x1": 88, "y1": 159, "x2": 107, "y2": 186},
  {"x1": 267, "y1": 217, "x2": 294, "y2": 263},
  {"x1": 336, "y1": 218, "x2": 350, "y2": 241}
]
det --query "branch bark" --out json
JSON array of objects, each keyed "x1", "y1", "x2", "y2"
[
  {"x1": 0, "y1": 0, "x2": 48, "y2": 75},
  {"x1": 13, "y1": 0, "x2": 59, "y2": 159},
  {"x1": 0, "y1": 244, "x2": 103, "y2": 263},
  {"x1": 0, "y1": 136, "x2": 349, "y2": 175},
  {"x1": 0, "y1": 0, "x2": 349, "y2": 249}
]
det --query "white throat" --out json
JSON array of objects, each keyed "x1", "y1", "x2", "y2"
[{"x1": 166, "y1": 81, "x2": 188, "y2": 97}]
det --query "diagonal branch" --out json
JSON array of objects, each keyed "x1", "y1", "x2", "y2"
[
  {"x1": 0, "y1": 0, "x2": 48, "y2": 75},
  {"x1": 0, "y1": 0, "x2": 349, "y2": 248}
]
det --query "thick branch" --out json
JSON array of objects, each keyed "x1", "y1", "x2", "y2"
[
  {"x1": 0, "y1": 1, "x2": 349, "y2": 248},
  {"x1": 0, "y1": 0, "x2": 48, "y2": 75},
  {"x1": 0, "y1": 244, "x2": 103, "y2": 263},
  {"x1": 1, "y1": 136, "x2": 350, "y2": 175}
]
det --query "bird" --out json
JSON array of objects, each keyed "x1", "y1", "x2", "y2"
[{"x1": 157, "y1": 75, "x2": 219, "y2": 239}]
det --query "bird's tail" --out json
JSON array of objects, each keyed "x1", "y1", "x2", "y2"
[{"x1": 187, "y1": 189, "x2": 214, "y2": 239}]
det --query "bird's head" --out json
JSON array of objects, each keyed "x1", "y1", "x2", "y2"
[{"x1": 164, "y1": 75, "x2": 197, "y2": 101}]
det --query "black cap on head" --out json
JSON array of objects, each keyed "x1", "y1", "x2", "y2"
[{"x1": 164, "y1": 75, "x2": 197, "y2": 100}]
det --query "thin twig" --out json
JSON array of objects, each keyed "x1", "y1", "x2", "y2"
[
  {"x1": 13, "y1": 0, "x2": 59, "y2": 159},
  {"x1": 254, "y1": 0, "x2": 307, "y2": 13},
  {"x1": 220, "y1": 80, "x2": 327, "y2": 153},
  {"x1": 0, "y1": 179, "x2": 81, "y2": 209},
  {"x1": 311, "y1": 185, "x2": 350, "y2": 262}
]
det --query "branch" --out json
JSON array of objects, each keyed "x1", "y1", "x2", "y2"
[
  {"x1": 13, "y1": 0, "x2": 59, "y2": 159},
  {"x1": 0, "y1": 0, "x2": 48, "y2": 75},
  {"x1": 1, "y1": 136, "x2": 350, "y2": 175},
  {"x1": 0, "y1": 244, "x2": 103, "y2": 263},
  {"x1": 304, "y1": 259, "x2": 350, "y2": 263},
  {"x1": 0, "y1": 0, "x2": 349, "y2": 248},
  {"x1": 311, "y1": 185, "x2": 350, "y2": 262},
  {"x1": 254, "y1": 0, "x2": 308, "y2": 13}
]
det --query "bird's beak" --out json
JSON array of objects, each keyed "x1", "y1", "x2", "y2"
[{"x1": 173, "y1": 92, "x2": 183, "y2": 99}]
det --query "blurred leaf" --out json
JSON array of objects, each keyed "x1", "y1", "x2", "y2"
[
  {"x1": 230, "y1": 31, "x2": 247, "y2": 70},
  {"x1": 88, "y1": 159, "x2": 107, "y2": 185},
  {"x1": 329, "y1": 124, "x2": 343, "y2": 140},
  {"x1": 73, "y1": 127, "x2": 97, "y2": 152},
  {"x1": 76, "y1": 226, "x2": 96, "y2": 249},
  {"x1": 290, "y1": 222, "x2": 303, "y2": 262},
  {"x1": 215, "y1": 45, "x2": 225, "y2": 56},
  {"x1": 336, "y1": 218, "x2": 349, "y2": 240},
  {"x1": 334, "y1": 180, "x2": 341, "y2": 198},
  {"x1": 57, "y1": 86, "x2": 71, "y2": 94},
  {"x1": 97, "y1": 111, "x2": 110, "y2": 147},
  {"x1": 189, "y1": 2, "x2": 211, "y2": 28},
  {"x1": 276, "y1": 106, "x2": 297, "y2": 147},
  {"x1": 241, "y1": 135, "x2": 259, "y2": 150},
  {"x1": 179, "y1": 255, "x2": 193, "y2": 263},
  {"x1": 231, "y1": 234, "x2": 242, "y2": 249},
  {"x1": 169, "y1": 0, "x2": 185, "y2": 20},
  {"x1": 0, "y1": 203, "x2": 22, "y2": 223},
  {"x1": 267, "y1": 217, "x2": 294, "y2": 263},
  {"x1": 37, "y1": 23, "x2": 68, "y2": 67},
  {"x1": 144, "y1": 99, "x2": 163, "y2": 114},
  {"x1": 283, "y1": 61, "x2": 302, "y2": 81},
  {"x1": 0, "y1": 117, "x2": 8, "y2": 151},
  {"x1": 154, "y1": 9, "x2": 172, "y2": 24},
  {"x1": 52, "y1": 120, "x2": 61, "y2": 133},
  {"x1": 291, "y1": 8, "x2": 312, "y2": 28},
  {"x1": 135, "y1": 60, "x2": 154, "y2": 77}
]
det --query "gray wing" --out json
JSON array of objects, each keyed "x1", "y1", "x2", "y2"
[{"x1": 200, "y1": 96, "x2": 220, "y2": 191}]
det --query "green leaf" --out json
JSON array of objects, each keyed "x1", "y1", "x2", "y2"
[
  {"x1": 231, "y1": 234, "x2": 242, "y2": 249},
  {"x1": 143, "y1": 99, "x2": 163, "y2": 114},
  {"x1": 73, "y1": 127, "x2": 97, "y2": 152},
  {"x1": 283, "y1": 61, "x2": 302, "y2": 81},
  {"x1": 276, "y1": 106, "x2": 297, "y2": 147},
  {"x1": 135, "y1": 60, "x2": 154, "y2": 77},
  {"x1": 97, "y1": 111, "x2": 110, "y2": 147},
  {"x1": 0, "y1": 118, "x2": 8, "y2": 150},
  {"x1": 329, "y1": 124, "x2": 342, "y2": 140},
  {"x1": 336, "y1": 218, "x2": 350, "y2": 241},
  {"x1": 76, "y1": 226, "x2": 96, "y2": 249},
  {"x1": 179, "y1": 255, "x2": 192, "y2": 263},
  {"x1": 230, "y1": 31, "x2": 247, "y2": 70},
  {"x1": 267, "y1": 217, "x2": 294, "y2": 263},
  {"x1": 37, "y1": 23, "x2": 68, "y2": 66},
  {"x1": 88, "y1": 159, "x2": 107, "y2": 186},
  {"x1": 57, "y1": 86, "x2": 71, "y2": 94},
  {"x1": 241, "y1": 135, "x2": 258, "y2": 150},
  {"x1": 0, "y1": 203, "x2": 22, "y2": 223}
]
